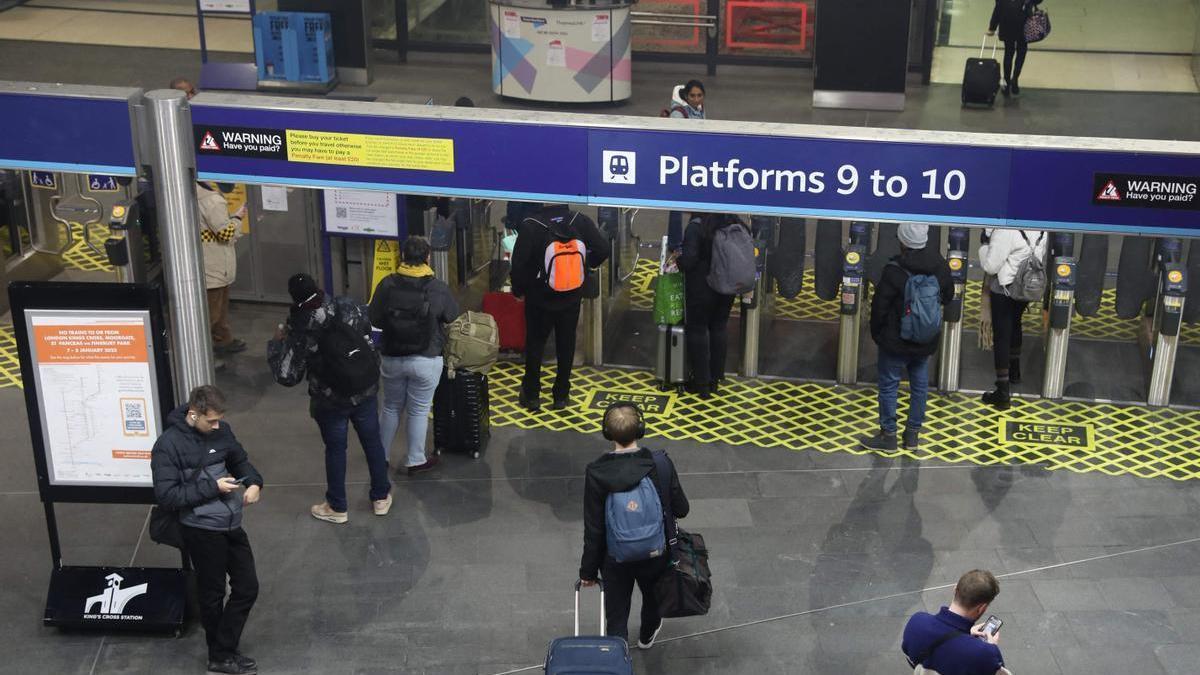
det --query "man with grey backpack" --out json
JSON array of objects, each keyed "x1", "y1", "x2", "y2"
[
  {"x1": 862, "y1": 224, "x2": 954, "y2": 452},
  {"x1": 978, "y1": 227, "x2": 1048, "y2": 410}
]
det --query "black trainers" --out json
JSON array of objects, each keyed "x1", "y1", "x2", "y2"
[
  {"x1": 860, "y1": 430, "x2": 897, "y2": 451},
  {"x1": 207, "y1": 657, "x2": 255, "y2": 674},
  {"x1": 518, "y1": 392, "x2": 541, "y2": 412},
  {"x1": 981, "y1": 382, "x2": 1011, "y2": 410},
  {"x1": 407, "y1": 455, "x2": 441, "y2": 476},
  {"x1": 551, "y1": 396, "x2": 570, "y2": 410},
  {"x1": 1001, "y1": 81, "x2": 1011, "y2": 97},
  {"x1": 1011, "y1": 80, "x2": 1021, "y2": 96},
  {"x1": 903, "y1": 429, "x2": 920, "y2": 451},
  {"x1": 233, "y1": 654, "x2": 257, "y2": 671},
  {"x1": 636, "y1": 621, "x2": 663, "y2": 650}
]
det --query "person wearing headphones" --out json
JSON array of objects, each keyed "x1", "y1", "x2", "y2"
[{"x1": 578, "y1": 403, "x2": 690, "y2": 648}]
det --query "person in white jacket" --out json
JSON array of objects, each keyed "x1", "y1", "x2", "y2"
[
  {"x1": 196, "y1": 182, "x2": 246, "y2": 358},
  {"x1": 977, "y1": 227, "x2": 1047, "y2": 409}
]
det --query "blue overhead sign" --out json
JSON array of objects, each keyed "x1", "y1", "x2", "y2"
[
  {"x1": 0, "y1": 92, "x2": 138, "y2": 176},
  {"x1": 191, "y1": 102, "x2": 1200, "y2": 236}
]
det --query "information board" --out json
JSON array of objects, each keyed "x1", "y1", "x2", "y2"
[
  {"x1": 25, "y1": 310, "x2": 163, "y2": 488},
  {"x1": 323, "y1": 189, "x2": 400, "y2": 237}
]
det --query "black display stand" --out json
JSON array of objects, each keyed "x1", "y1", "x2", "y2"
[
  {"x1": 812, "y1": 0, "x2": 911, "y2": 111},
  {"x1": 8, "y1": 281, "x2": 185, "y2": 632}
]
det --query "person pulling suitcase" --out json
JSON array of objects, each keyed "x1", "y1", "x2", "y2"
[{"x1": 579, "y1": 403, "x2": 690, "y2": 648}]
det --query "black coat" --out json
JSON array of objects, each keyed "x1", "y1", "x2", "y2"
[
  {"x1": 990, "y1": 0, "x2": 1041, "y2": 42},
  {"x1": 511, "y1": 207, "x2": 611, "y2": 311},
  {"x1": 151, "y1": 405, "x2": 263, "y2": 531},
  {"x1": 869, "y1": 246, "x2": 954, "y2": 358},
  {"x1": 579, "y1": 448, "x2": 690, "y2": 581},
  {"x1": 678, "y1": 217, "x2": 738, "y2": 309}
]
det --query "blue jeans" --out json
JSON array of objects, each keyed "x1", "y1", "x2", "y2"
[
  {"x1": 877, "y1": 349, "x2": 930, "y2": 434},
  {"x1": 380, "y1": 355, "x2": 443, "y2": 467},
  {"x1": 312, "y1": 395, "x2": 391, "y2": 512}
]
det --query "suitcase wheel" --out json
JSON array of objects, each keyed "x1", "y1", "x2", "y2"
[
  {"x1": 658, "y1": 382, "x2": 668, "y2": 392},
  {"x1": 472, "y1": 450, "x2": 480, "y2": 459}
]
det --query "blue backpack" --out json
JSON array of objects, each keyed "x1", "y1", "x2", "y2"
[
  {"x1": 889, "y1": 262, "x2": 943, "y2": 344},
  {"x1": 605, "y1": 475, "x2": 666, "y2": 563}
]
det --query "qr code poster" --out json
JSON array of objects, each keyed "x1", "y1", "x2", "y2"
[
  {"x1": 323, "y1": 189, "x2": 399, "y2": 238},
  {"x1": 120, "y1": 397, "x2": 149, "y2": 436}
]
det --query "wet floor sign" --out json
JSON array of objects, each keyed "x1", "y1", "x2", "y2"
[{"x1": 487, "y1": 362, "x2": 1200, "y2": 481}]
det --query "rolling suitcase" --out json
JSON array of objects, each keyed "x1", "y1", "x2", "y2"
[
  {"x1": 654, "y1": 236, "x2": 688, "y2": 393},
  {"x1": 962, "y1": 36, "x2": 1001, "y2": 107},
  {"x1": 482, "y1": 291, "x2": 526, "y2": 353},
  {"x1": 545, "y1": 581, "x2": 633, "y2": 675},
  {"x1": 432, "y1": 368, "x2": 490, "y2": 459}
]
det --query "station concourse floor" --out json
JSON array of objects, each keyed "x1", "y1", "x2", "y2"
[{"x1": 3, "y1": 38, "x2": 1200, "y2": 675}]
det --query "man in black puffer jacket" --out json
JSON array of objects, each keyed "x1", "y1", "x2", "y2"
[
  {"x1": 861, "y1": 224, "x2": 953, "y2": 453},
  {"x1": 579, "y1": 404, "x2": 689, "y2": 648},
  {"x1": 151, "y1": 385, "x2": 263, "y2": 675}
]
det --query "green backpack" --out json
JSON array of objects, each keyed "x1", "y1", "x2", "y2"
[{"x1": 444, "y1": 311, "x2": 499, "y2": 376}]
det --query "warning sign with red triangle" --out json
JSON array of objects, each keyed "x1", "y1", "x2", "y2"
[
  {"x1": 1096, "y1": 180, "x2": 1121, "y2": 201},
  {"x1": 199, "y1": 131, "x2": 220, "y2": 151}
]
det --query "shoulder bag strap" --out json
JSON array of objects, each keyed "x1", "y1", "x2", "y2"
[{"x1": 650, "y1": 450, "x2": 678, "y2": 546}]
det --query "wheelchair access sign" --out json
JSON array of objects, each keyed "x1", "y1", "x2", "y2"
[{"x1": 87, "y1": 174, "x2": 119, "y2": 192}]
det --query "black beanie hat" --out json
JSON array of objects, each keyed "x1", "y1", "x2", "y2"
[{"x1": 288, "y1": 273, "x2": 321, "y2": 308}]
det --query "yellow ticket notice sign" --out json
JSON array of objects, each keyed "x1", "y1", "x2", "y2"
[{"x1": 286, "y1": 130, "x2": 454, "y2": 172}]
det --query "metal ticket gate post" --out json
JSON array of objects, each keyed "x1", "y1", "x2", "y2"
[
  {"x1": 1148, "y1": 263, "x2": 1187, "y2": 407},
  {"x1": 740, "y1": 216, "x2": 773, "y2": 378},
  {"x1": 583, "y1": 264, "x2": 607, "y2": 366},
  {"x1": 429, "y1": 214, "x2": 452, "y2": 285},
  {"x1": 837, "y1": 243, "x2": 868, "y2": 385},
  {"x1": 938, "y1": 227, "x2": 969, "y2": 392},
  {"x1": 1042, "y1": 257, "x2": 1077, "y2": 400},
  {"x1": 103, "y1": 198, "x2": 146, "y2": 283}
]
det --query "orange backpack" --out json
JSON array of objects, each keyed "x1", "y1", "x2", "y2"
[{"x1": 543, "y1": 238, "x2": 587, "y2": 292}]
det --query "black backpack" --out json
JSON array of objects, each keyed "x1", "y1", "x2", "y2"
[
  {"x1": 317, "y1": 320, "x2": 380, "y2": 397},
  {"x1": 382, "y1": 276, "x2": 433, "y2": 355}
]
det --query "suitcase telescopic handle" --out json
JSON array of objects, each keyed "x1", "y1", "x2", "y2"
[
  {"x1": 573, "y1": 580, "x2": 606, "y2": 636},
  {"x1": 980, "y1": 34, "x2": 997, "y2": 59}
]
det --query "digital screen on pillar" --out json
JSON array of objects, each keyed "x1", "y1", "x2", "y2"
[{"x1": 24, "y1": 309, "x2": 163, "y2": 488}]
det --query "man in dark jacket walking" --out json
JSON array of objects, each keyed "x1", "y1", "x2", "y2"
[
  {"x1": 268, "y1": 273, "x2": 391, "y2": 523},
  {"x1": 861, "y1": 224, "x2": 953, "y2": 452},
  {"x1": 579, "y1": 404, "x2": 689, "y2": 647},
  {"x1": 151, "y1": 385, "x2": 263, "y2": 675},
  {"x1": 511, "y1": 204, "x2": 611, "y2": 411}
]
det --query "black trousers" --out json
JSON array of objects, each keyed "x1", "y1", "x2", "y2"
[
  {"x1": 601, "y1": 556, "x2": 668, "y2": 642},
  {"x1": 522, "y1": 301, "x2": 582, "y2": 401},
  {"x1": 1003, "y1": 39, "x2": 1028, "y2": 84},
  {"x1": 685, "y1": 292, "x2": 735, "y2": 386},
  {"x1": 990, "y1": 292, "x2": 1029, "y2": 371},
  {"x1": 182, "y1": 525, "x2": 259, "y2": 660}
]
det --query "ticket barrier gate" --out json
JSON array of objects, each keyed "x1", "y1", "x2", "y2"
[
  {"x1": 1148, "y1": 262, "x2": 1187, "y2": 406},
  {"x1": 937, "y1": 227, "x2": 969, "y2": 392},
  {"x1": 740, "y1": 217, "x2": 773, "y2": 378},
  {"x1": 1041, "y1": 256, "x2": 1076, "y2": 400},
  {"x1": 102, "y1": 198, "x2": 147, "y2": 284},
  {"x1": 836, "y1": 242, "x2": 868, "y2": 385},
  {"x1": 48, "y1": 190, "x2": 104, "y2": 257}
]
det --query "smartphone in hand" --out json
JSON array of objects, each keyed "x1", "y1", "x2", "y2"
[{"x1": 982, "y1": 615, "x2": 1003, "y2": 637}]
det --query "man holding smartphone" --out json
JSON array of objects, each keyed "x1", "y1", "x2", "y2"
[
  {"x1": 152, "y1": 385, "x2": 264, "y2": 674},
  {"x1": 901, "y1": 569, "x2": 1008, "y2": 675}
]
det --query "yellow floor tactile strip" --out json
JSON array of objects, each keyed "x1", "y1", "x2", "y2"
[
  {"x1": 487, "y1": 361, "x2": 1200, "y2": 481},
  {"x1": 0, "y1": 326, "x2": 24, "y2": 389}
]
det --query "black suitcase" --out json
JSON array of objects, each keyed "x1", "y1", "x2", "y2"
[
  {"x1": 433, "y1": 368, "x2": 490, "y2": 459},
  {"x1": 962, "y1": 37, "x2": 1001, "y2": 107}
]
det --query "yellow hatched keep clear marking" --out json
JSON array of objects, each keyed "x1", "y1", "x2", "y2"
[
  {"x1": 486, "y1": 361, "x2": 1200, "y2": 481},
  {"x1": 0, "y1": 326, "x2": 23, "y2": 389},
  {"x1": 285, "y1": 130, "x2": 454, "y2": 172},
  {"x1": 62, "y1": 223, "x2": 113, "y2": 272}
]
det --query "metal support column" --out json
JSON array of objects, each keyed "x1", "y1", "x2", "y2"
[
  {"x1": 1148, "y1": 264, "x2": 1187, "y2": 406},
  {"x1": 1042, "y1": 257, "x2": 1076, "y2": 400},
  {"x1": 145, "y1": 89, "x2": 213, "y2": 399}
]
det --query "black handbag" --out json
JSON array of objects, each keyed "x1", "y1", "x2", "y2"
[
  {"x1": 649, "y1": 452, "x2": 712, "y2": 618},
  {"x1": 149, "y1": 505, "x2": 184, "y2": 549}
]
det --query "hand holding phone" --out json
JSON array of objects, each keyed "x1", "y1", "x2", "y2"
[
  {"x1": 978, "y1": 615, "x2": 1003, "y2": 644},
  {"x1": 233, "y1": 475, "x2": 249, "y2": 486}
]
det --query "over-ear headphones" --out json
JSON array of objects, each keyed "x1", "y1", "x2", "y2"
[{"x1": 601, "y1": 402, "x2": 646, "y2": 441}]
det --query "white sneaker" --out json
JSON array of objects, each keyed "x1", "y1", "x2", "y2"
[
  {"x1": 373, "y1": 493, "x2": 393, "y2": 516},
  {"x1": 310, "y1": 502, "x2": 347, "y2": 524},
  {"x1": 636, "y1": 622, "x2": 662, "y2": 650}
]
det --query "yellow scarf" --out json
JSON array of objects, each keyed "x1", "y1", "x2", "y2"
[{"x1": 397, "y1": 263, "x2": 434, "y2": 278}]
